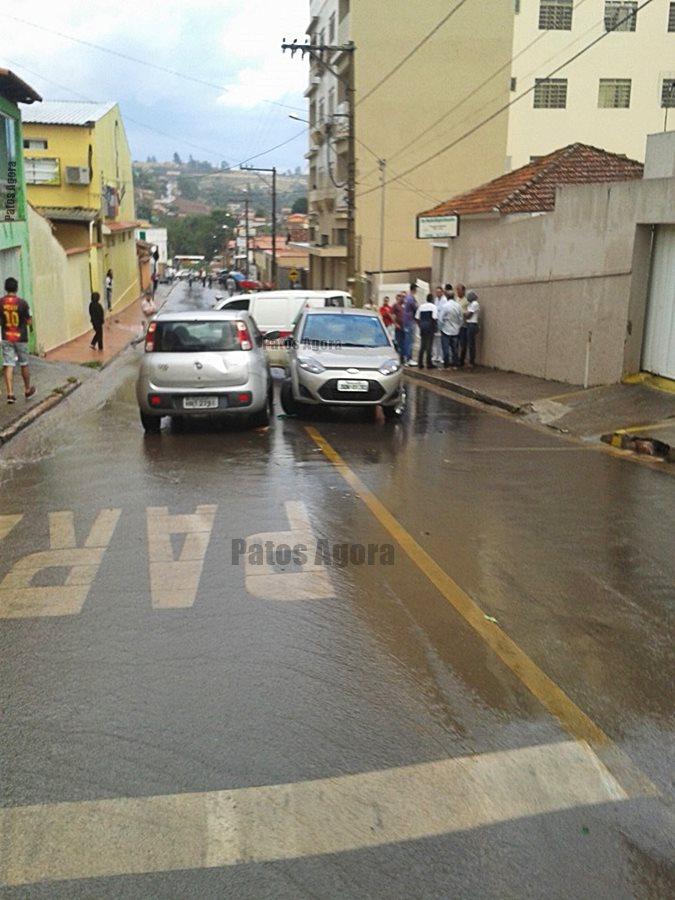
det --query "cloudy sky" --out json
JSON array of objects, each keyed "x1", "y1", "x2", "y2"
[{"x1": 4, "y1": 1, "x2": 310, "y2": 169}]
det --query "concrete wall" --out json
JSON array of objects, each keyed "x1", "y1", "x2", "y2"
[
  {"x1": 433, "y1": 176, "x2": 675, "y2": 385},
  {"x1": 28, "y1": 207, "x2": 91, "y2": 352}
]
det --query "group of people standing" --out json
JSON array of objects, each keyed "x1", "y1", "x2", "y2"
[
  {"x1": 87, "y1": 269, "x2": 114, "y2": 352},
  {"x1": 379, "y1": 282, "x2": 480, "y2": 370}
]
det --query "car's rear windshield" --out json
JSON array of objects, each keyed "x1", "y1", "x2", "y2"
[
  {"x1": 154, "y1": 321, "x2": 240, "y2": 352},
  {"x1": 300, "y1": 314, "x2": 389, "y2": 348}
]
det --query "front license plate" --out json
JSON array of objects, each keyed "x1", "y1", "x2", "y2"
[
  {"x1": 183, "y1": 396, "x2": 219, "y2": 410},
  {"x1": 337, "y1": 379, "x2": 369, "y2": 392}
]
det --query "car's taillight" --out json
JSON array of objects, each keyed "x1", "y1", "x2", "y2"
[
  {"x1": 145, "y1": 321, "x2": 157, "y2": 352},
  {"x1": 236, "y1": 320, "x2": 252, "y2": 351}
]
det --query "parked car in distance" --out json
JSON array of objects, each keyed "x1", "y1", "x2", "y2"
[
  {"x1": 275, "y1": 308, "x2": 406, "y2": 419},
  {"x1": 136, "y1": 310, "x2": 273, "y2": 433},
  {"x1": 214, "y1": 290, "x2": 354, "y2": 366}
]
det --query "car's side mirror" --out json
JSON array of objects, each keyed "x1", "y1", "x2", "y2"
[{"x1": 265, "y1": 330, "x2": 280, "y2": 341}]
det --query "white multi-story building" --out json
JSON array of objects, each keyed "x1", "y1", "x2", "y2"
[
  {"x1": 305, "y1": 0, "x2": 675, "y2": 291},
  {"x1": 507, "y1": 0, "x2": 675, "y2": 168}
]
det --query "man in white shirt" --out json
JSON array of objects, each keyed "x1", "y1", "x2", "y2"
[
  {"x1": 415, "y1": 293, "x2": 438, "y2": 369},
  {"x1": 431, "y1": 286, "x2": 445, "y2": 364},
  {"x1": 464, "y1": 290, "x2": 480, "y2": 368},
  {"x1": 438, "y1": 291, "x2": 464, "y2": 368}
]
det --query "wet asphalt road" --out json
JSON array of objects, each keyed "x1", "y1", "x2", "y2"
[{"x1": 0, "y1": 282, "x2": 673, "y2": 897}]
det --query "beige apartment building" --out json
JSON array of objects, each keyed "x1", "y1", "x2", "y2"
[{"x1": 305, "y1": 0, "x2": 675, "y2": 293}]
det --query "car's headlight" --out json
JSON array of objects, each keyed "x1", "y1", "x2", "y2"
[
  {"x1": 378, "y1": 358, "x2": 401, "y2": 376},
  {"x1": 298, "y1": 357, "x2": 326, "y2": 374}
]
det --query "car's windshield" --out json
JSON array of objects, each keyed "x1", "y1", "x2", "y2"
[
  {"x1": 300, "y1": 314, "x2": 389, "y2": 348},
  {"x1": 154, "y1": 321, "x2": 240, "y2": 352}
]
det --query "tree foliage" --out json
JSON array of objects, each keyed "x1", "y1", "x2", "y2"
[{"x1": 164, "y1": 209, "x2": 236, "y2": 260}]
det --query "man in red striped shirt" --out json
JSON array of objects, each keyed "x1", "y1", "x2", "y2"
[{"x1": 1, "y1": 277, "x2": 35, "y2": 404}]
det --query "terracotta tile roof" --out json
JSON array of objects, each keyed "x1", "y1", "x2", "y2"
[
  {"x1": 105, "y1": 220, "x2": 138, "y2": 232},
  {"x1": 0, "y1": 68, "x2": 41, "y2": 104},
  {"x1": 420, "y1": 144, "x2": 644, "y2": 218}
]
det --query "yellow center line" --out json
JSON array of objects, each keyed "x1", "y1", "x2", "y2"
[
  {"x1": 617, "y1": 420, "x2": 675, "y2": 435},
  {"x1": 304, "y1": 425, "x2": 659, "y2": 799}
]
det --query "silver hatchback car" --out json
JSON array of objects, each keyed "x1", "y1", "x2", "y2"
[
  {"x1": 277, "y1": 308, "x2": 406, "y2": 419},
  {"x1": 136, "y1": 310, "x2": 273, "y2": 433}
]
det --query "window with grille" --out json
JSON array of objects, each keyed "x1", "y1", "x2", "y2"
[
  {"x1": 604, "y1": 1, "x2": 637, "y2": 32},
  {"x1": 539, "y1": 0, "x2": 573, "y2": 30},
  {"x1": 598, "y1": 78, "x2": 632, "y2": 108},
  {"x1": 661, "y1": 79, "x2": 675, "y2": 108},
  {"x1": 24, "y1": 156, "x2": 60, "y2": 185},
  {"x1": 668, "y1": 2, "x2": 675, "y2": 31},
  {"x1": 533, "y1": 78, "x2": 568, "y2": 108}
]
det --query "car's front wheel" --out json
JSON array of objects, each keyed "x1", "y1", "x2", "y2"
[
  {"x1": 382, "y1": 385, "x2": 407, "y2": 420},
  {"x1": 140, "y1": 411, "x2": 161, "y2": 434},
  {"x1": 280, "y1": 378, "x2": 305, "y2": 416}
]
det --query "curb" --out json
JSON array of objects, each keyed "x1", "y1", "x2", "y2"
[
  {"x1": 405, "y1": 368, "x2": 522, "y2": 414},
  {"x1": 0, "y1": 381, "x2": 81, "y2": 445}
]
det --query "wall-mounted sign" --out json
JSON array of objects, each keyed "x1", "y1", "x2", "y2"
[{"x1": 416, "y1": 214, "x2": 459, "y2": 240}]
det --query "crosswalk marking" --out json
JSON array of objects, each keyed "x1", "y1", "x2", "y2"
[
  {"x1": 0, "y1": 510, "x2": 121, "y2": 619},
  {"x1": 0, "y1": 740, "x2": 628, "y2": 887},
  {"x1": 244, "y1": 501, "x2": 334, "y2": 601},
  {"x1": 147, "y1": 505, "x2": 217, "y2": 608}
]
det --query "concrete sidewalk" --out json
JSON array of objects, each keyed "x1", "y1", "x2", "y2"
[
  {"x1": 0, "y1": 356, "x2": 95, "y2": 444},
  {"x1": 44, "y1": 283, "x2": 176, "y2": 367},
  {"x1": 407, "y1": 365, "x2": 675, "y2": 443}
]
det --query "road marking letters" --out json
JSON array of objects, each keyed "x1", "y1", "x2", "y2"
[
  {"x1": 0, "y1": 510, "x2": 121, "y2": 619},
  {"x1": 244, "y1": 501, "x2": 334, "y2": 601},
  {"x1": 147, "y1": 505, "x2": 217, "y2": 608}
]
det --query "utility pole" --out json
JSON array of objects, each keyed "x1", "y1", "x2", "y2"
[
  {"x1": 281, "y1": 38, "x2": 356, "y2": 288},
  {"x1": 241, "y1": 165, "x2": 277, "y2": 287},
  {"x1": 378, "y1": 158, "x2": 386, "y2": 292},
  {"x1": 244, "y1": 191, "x2": 250, "y2": 278}
]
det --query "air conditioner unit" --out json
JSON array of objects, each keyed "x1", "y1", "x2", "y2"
[
  {"x1": 311, "y1": 76, "x2": 321, "y2": 86},
  {"x1": 65, "y1": 166, "x2": 90, "y2": 185}
]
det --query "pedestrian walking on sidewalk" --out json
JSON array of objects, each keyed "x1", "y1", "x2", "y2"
[
  {"x1": 402, "y1": 284, "x2": 418, "y2": 366},
  {"x1": 455, "y1": 283, "x2": 469, "y2": 366},
  {"x1": 105, "y1": 269, "x2": 113, "y2": 312},
  {"x1": 438, "y1": 290, "x2": 463, "y2": 368},
  {"x1": 89, "y1": 292, "x2": 104, "y2": 351},
  {"x1": 1, "y1": 277, "x2": 36, "y2": 404},
  {"x1": 464, "y1": 290, "x2": 481, "y2": 368},
  {"x1": 415, "y1": 293, "x2": 438, "y2": 369}
]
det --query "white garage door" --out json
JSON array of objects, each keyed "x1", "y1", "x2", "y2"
[{"x1": 642, "y1": 225, "x2": 675, "y2": 380}]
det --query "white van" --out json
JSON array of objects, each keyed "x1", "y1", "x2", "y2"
[{"x1": 214, "y1": 291, "x2": 353, "y2": 365}]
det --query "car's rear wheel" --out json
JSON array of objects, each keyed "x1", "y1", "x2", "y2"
[
  {"x1": 140, "y1": 411, "x2": 161, "y2": 434},
  {"x1": 249, "y1": 381, "x2": 274, "y2": 428}
]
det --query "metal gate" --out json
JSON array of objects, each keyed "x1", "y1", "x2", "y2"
[{"x1": 642, "y1": 225, "x2": 675, "y2": 380}]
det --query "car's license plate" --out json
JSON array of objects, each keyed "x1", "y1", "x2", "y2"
[
  {"x1": 337, "y1": 380, "x2": 369, "y2": 392},
  {"x1": 183, "y1": 396, "x2": 219, "y2": 410}
]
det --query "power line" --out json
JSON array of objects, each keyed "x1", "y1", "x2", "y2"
[
  {"x1": 2, "y1": 12, "x2": 305, "y2": 113},
  {"x1": 356, "y1": 0, "x2": 472, "y2": 107},
  {"x1": 358, "y1": 0, "x2": 597, "y2": 186},
  {"x1": 357, "y1": 0, "x2": 656, "y2": 199}
]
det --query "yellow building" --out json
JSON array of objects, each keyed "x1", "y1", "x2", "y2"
[{"x1": 21, "y1": 100, "x2": 139, "y2": 316}]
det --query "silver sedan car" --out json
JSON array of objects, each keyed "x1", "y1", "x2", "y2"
[
  {"x1": 136, "y1": 310, "x2": 273, "y2": 433},
  {"x1": 276, "y1": 308, "x2": 406, "y2": 419}
]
